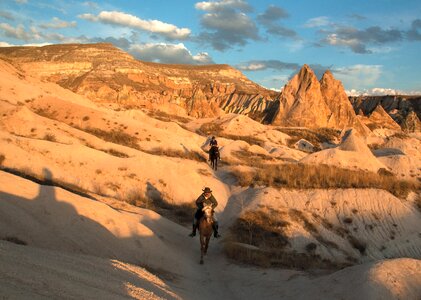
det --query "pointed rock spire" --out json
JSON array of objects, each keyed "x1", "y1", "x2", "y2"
[
  {"x1": 320, "y1": 69, "x2": 356, "y2": 128},
  {"x1": 368, "y1": 105, "x2": 401, "y2": 130},
  {"x1": 271, "y1": 64, "x2": 331, "y2": 127}
]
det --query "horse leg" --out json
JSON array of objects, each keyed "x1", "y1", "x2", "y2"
[
  {"x1": 200, "y1": 236, "x2": 204, "y2": 264},
  {"x1": 214, "y1": 158, "x2": 217, "y2": 171},
  {"x1": 204, "y1": 235, "x2": 211, "y2": 255}
]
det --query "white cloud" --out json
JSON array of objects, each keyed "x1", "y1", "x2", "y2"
[
  {"x1": 0, "y1": 23, "x2": 37, "y2": 41},
  {"x1": 325, "y1": 33, "x2": 364, "y2": 52},
  {"x1": 239, "y1": 63, "x2": 266, "y2": 71},
  {"x1": 195, "y1": 0, "x2": 251, "y2": 12},
  {"x1": 78, "y1": 11, "x2": 191, "y2": 40},
  {"x1": 83, "y1": 1, "x2": 99, "y2": 9},
  {"x1": 345, "y1": 87, "x2": 421, "y2": 96},
  {"x1": 0, "y1": 41, "x2": 13, "y2": 47},
  {"x1": 333, "y1": 64, "x2": 383, "y2": 89},
  {"x1": 129, "y1": 43, "x2": 214, "y2": 65},
  {"x1": 303, "y1": 16, "x2": 331, "y2": 28},
  {"x1": 195, "y1": 0, "x2": 259, "y2": 50},
  {"x1": 40, "y1": 17, "x2": 77, "y2": 29}
]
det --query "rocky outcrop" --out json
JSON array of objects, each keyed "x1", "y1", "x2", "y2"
[
  {"x1": 0, "y1": 43, "x2": 277, "y2": 119},
  {"x1": 367, "y1": 105, "x2": 401, "y2": 131},
  {"x1": 265, "y1": 65, "x2": 332, "y2": 127},
  {"x1": 320, "y1": 70, "x2": 356, "y2": 128},
  {"x1": 264, "y1": 65, "x2": 357, "y2": 130},
  {"x1": 401, "y1": 111, "x2": 421, "y2": 132},
  {"x1": 349, "y1": 95, "x2": 421, "y2": 131}
]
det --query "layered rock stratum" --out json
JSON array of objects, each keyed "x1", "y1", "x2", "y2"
[{"x1": 0, "y1": 43, "x2": 277, "y2": 119}]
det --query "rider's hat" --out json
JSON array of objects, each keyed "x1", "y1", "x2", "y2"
[{"x1": 202, "y1": 187, "x2": 212, "y2": 193}]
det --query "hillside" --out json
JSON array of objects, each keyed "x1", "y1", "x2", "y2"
[{"x1": 0, "y1": 44, "x2": 420, "y2": 299}]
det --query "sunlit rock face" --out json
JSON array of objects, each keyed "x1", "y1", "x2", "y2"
[
  {"x1": 264, "y1": 65, "x2": 357, "y2": 129},
  {"x1": 0, "y1": 43, "x2": 277, "y2": 119}
]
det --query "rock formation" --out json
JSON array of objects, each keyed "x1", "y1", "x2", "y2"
[
  {"x1": 401, "y1": 110, "x2": 421, "y2": 132},
  {"x1": 320, "y1": 70, "x2": 356, "y2": 128},
  {"x1": 367, "y1": 105, "x2": 401, "y2": 131},
  {"x1": 349, "y1": 95, "x2": 421, "y2": 131},
  {"x1": 266, "y1": 65, "x2": 332, "y2": 127},
  {"x1": 0, "y1": 43, "x2": 411, "y2": 133},
  {"x1": 0, "y1": 43, "x2": 277, "y2": 119},
  {"x1": 264, "y1": 65, "x2": 358, "y2": 130}
]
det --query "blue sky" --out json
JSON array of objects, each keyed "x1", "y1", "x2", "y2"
[{"x1": 1, "y1": 0, "x2": 420, "y2": 95}]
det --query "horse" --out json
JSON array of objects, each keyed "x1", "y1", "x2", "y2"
[
  {"x1": 198, "y1": 203, "x2": 214, "y2": 264},
  {"x1": 209, "y1": 145, "x2": 220, "y2": 171}
]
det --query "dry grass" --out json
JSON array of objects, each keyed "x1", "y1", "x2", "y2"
[
  {"x1": 277, "y1": 127, "x2": 340, "y2": 150},
  {"x1": 146, "y1": 110, "x2": 191, "y2": 124},
  {"x1": 415, "y1": 194, "x2": 421, "y2": 213},
  {"x1": 105, "y1": 148, "x2": 129, "y2": 158},
  {"x1": 225, "y1": 206, "x2": 343, "y2": 269},
  {"x1": 231, "y1": 163, "x2": 419, "y2": 198},
  {"x1": 197, "y1": 122, "x2": 265, "y2": 146},
  {"x1": 233, "y1": 149, "x2": 272, "y2": 163},
  {"x1": 121, "y1": 187, "x2": 196, "y2": 225},
  {"x1": 43, "y1": 133, "x2": 57, "y2": 142},
  {"x1": 85, "y1": 142, "x2": 129, "y2": 158},
  {"x1": 81, "y1": 127, "x2": 140, "y2": 150},
  {"x1": 2, "y1": 236, "x2": 27, "y2": 246},
  {"x1": 143, "y1": 147, "x2": 206, "y2": 162}
]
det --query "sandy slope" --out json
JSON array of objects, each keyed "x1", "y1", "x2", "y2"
[
  {"x1": 1, "y1": 55, "x2": 420, "y2": 299},
  {"x1": 0, "y1": 241, "x2": 180, "y2": 300},
  {"x1": 1, "y1": 171, "x2": 420, "y2": 300}
]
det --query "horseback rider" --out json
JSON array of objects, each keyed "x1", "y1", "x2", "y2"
[
  {"x1": 210, "y1": 136, "x2": 218, "y2": 147},
  {"x1": 189, "y1": 187, "x2": 221, "y2": 238},
  {"x1": 208, "y1": 136, "x2": 220, "y2": 162}
]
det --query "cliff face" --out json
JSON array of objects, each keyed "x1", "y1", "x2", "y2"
[
  {"x1": 0, "y1": 43, "x2": 277, "y2": 118},
  {"x1": 349, "y1": 95, "x2": 421, "y2": 132}
]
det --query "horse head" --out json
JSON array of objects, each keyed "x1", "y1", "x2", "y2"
[{"x1": 202, "y1": 203, "x2": 214, "y2": 222}]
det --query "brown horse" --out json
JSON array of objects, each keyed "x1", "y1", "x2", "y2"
[{"x1": 198, "y1": 203, "x2": 214, "y2": 264}]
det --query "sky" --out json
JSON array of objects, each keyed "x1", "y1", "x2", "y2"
[{"x1": 1, "y1": 0, "x2": 420, "y2": 95}]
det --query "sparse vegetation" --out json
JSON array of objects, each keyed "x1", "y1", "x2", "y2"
[
  {"x1": 343, "y1": 217, "x2": 353, "y2": 224},
  {"x1": 85, "y1": 143, "x2": 130, "y2": 158},
  {"x1": 2, "y1": 236, "x2": 27, "y2": 245},
  {"x1": 81, "y1": 127, "x2": 140, "y2": 150},
  {"x1": 231, "y1": 163, "x2": 419, "y2": 198},
  {"x1": 347, "y1": 236, "x2": 366, "y2": 254},
  {"x1": 143, "y1": 147, "x2": 206, "y2": 162},
  {"x1": 277, "y1": 127, "x2": 340, "y2": 150},
  {"x1": 415, "y1": 194, "x2": 421, "y2": 213},
  {"x1": 43, "y1": 133, "x2": 57, "y2": 142},
  {"x1": 225, "y1": 206, "x2": 344, "y2": 269},
  {"x1": 105, "y1": 148, "x2": 129, "y2": 158},
  {"x1": 197, "y1": 122, "x2": 265, "y2": 146},
  {"x1": 147, "y1": 110, "x2": 191, "y2": 124}
]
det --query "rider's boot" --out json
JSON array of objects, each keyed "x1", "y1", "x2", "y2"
[
  {"x1": 189, "y1": 223, "x2": 197, "y2": 237},
  {"x1": 212, "y1": 222, "x2": 221, "y2": 238}
]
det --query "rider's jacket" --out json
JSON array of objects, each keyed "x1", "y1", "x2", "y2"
[{"x1": 196, "y1": 194, "x2": 218, "y2": 209}]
